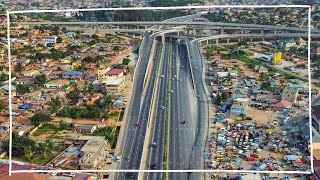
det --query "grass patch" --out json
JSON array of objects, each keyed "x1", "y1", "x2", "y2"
[{"x1": 33, "y1": 124, "x2": 59, "y2": 136}]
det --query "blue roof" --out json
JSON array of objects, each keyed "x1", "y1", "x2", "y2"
[
  {"x1": 20, "y1": 104, "x2": 29, "y2": 110},
  {"x1": 66, "y1": 32, "x2": 75, "y2": 35},
  {"x1": 63, "y1": 70, "x2": 83, "y2": 76},
  {"x1": 288, "y1": 83, "x2": 303, "y2": 89}
]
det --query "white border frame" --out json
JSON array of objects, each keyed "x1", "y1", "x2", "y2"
[{"x1": 6, "y1": 4, "x2": 313, "y2": 176}]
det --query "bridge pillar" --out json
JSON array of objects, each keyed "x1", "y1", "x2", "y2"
[
  {"x1": 262, "y1": 37, "x2": 265, "y2": 41},
  {"x1": 162, "y1": 35, "x2": 165, "y2": 44},
  {"x1": 177, "y1": 31, "x2": 180, "y2": 36},
  {"x1": 221, "y1": 28, "x2": 224, "y2": 35},
  {"x1": 238, "y1": 38, "x2": 241, "y2": 43},
  {"x1": 227, "y1": 38, "x2": 230, "y2": 44},
  {"x1": 215, "y1": 39, "x2": 219, "y2": 44},
  {"x1": 250, "y1": 38, "x2": 253, "y2": 42},
  {"x1": 261, "y1": 28, "x2": 264, "y2": 34},
  {"x1": 206, "y1": 40, "x2": 209, "y2": 46},
  {"x1": 241, "y1": 28, "x2": 244, "y2": 34},
  {"x1": 133, "y1": 34, "x2": 136, "y2": 39}
]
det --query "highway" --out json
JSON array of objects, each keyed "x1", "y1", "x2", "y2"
[
  {"x1": 168, "y1": 41, "x2": 197, "y2": 180},
  {"x1": 144, "y1": 39, "x2": 170, "y2": 180},
  {"x1": 116, "y1": 33, "x2": 160, "y2": 179}
]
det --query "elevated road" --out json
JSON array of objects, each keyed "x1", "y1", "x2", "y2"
[{"x1": 15, "y1": 21, "x2": 320, "y2": 33}]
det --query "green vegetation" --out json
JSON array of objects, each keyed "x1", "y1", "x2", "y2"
[
  {"x1": 91, "y1": 126, "x2": 117, "y2": 148},
  {"x1": 48, "y1": 98, "x2": 62, "y2": 113},
  {"x1": 0, "y1": 100, "x2": 4, "y2": 112},
  {"x1": 16, "y1": 84, "x2": 30, "y2": 95},
  {"x1": 33, "y1": 121, "x2": 68, "y2": 136},
  {"x1": 122, "y1": 58, "x2": 130, "y2": 65},
  {"x1": 109, "y1": 111, "x2": 120, "y2": 118},
  {"x1": 3, "y1": 132, "x2": 58, "y2": 165},
  {"x1": 57, "y1": 105, "x2": 101, "y2": 119},
  {"x1": 34, "y1": 74, "x2": 47, "y2": 87},
  {"x1": 66, "y1": 88, "x2": 80, "y2": 104},
  {"x1": 30, "y1": 112, "x2": 52, "y2": 126}
]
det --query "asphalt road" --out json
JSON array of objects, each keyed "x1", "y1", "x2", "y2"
[
  {"x1": 167, "y1": 40, "x2": 197, "y2": 180},
  {"x1": 144, "y1": 39, "x2": 170, "y2": 180},
  {"x1": 116, "y1": 33, "x2": 160, "y2": 179}
]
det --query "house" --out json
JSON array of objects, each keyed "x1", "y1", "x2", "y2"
[
  {"x1": 97, "y1": 68, "x2": 111, "y2": 80},
  {"x1": 254, "y1": 65, "x2": 268, "y2": 74},
  {"x1": 102, "y1": 77, "x2": 126, "y2": 94},
  {"x1": 270, "y1": 99, "x2": 292, "y2": 110},
  {"x1": 230, "y1": 98, "x2": 249, "y2": 116},
  {"x1": 232, "y1": 88, "x2": 248, "y2": 98},
  {"x1": 78, "y1": 136, "x2": 109, "y2": 170},
  {"x1": 62, "y1": 70, "x2": 83, "y2": 80},
  {"x1": 15, "y1": 78, "x2": 35, "y2": 85},
  {"x1": 44, "y1": 79, "x2": 68, "y2": 89},
  {"x1": 0, "y1": 84, "x2": 16, "y2": 97},
  {"x1": 92, "y1": 80, "x2": 105, "y2": 93},
  {"x1": 210, "y1": 52, "x2": 221, "y2": 60},
  {"x1": 74, "y1": 124, "x2": 96, "y2": 134},
  {"x1": 281, "y1": 86, "x2": 300, "y2": 104},
  {"x1": 106, "y1": 68, "x2": 124, "y2": 78},
  {"x1": 66, "y1": 31, "x2": 75, "y2": 37},
  {"x1": 72, "y1": 60, "x2": 82, "y2": 68},
  {"x1": 23, "y1": 91, "x2": 42, "y2": 102},
  {"x1": 43, "y1": 36, "x2": 57, "y2": 45}
]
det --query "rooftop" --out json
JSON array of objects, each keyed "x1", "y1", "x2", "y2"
[
  {"x1": 106, "y1": 68, "x2": 123, "y2": 75},
  {"x1": 62, "y1": 70, "x2": 83, "y2": 76},
  {"x1": 102, "y1": 77, "x2": 125, "y2": 85}
]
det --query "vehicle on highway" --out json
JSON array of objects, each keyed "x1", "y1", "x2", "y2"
[
  {"x1": 126, "y1": 172, "x2": 135, "y2": 178},
  {"x1": 170, "y1": 90, "x2": 173, "y2": 93},
  {"x1": 152, "y1": 143, "x2": 157, "y2": 148},
  {"x1": 160, "y1": 75, "x2": 164, "y2": 78},
  {"x1": 161, "y1": 106, "x2": 165, "y2": 110},
  {"x1": 181, "y1": 121, "x2": 186, "y2": 124},
  {"x1": 151, "y1": 164, "x2": 157, "y2": 169},
  {"x1": 135, "y1": 123, "x2": 141, "y2": 128}
]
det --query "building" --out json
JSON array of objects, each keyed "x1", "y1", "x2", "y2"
[
  {"x1": 106, "y1": 68, "x2": 124, "y2": 78},
  {"x1": 23, "y1": 91, "x2": 42, "y2": 102},
  {"x1": 62, "y1": 70, "x2": 83, "y2": 80},
  {"x1": 97, "y1": 68, "x2": 111, "y2": 81},
  {"x1": 281, "y1": 86, "x2": 300, "y2": 104},
  {"x1": 44, "y1": 79, "x2": 68, "y2": 89},
  {"x1": 230, "y1": 98, "x2": 249, "y2": 116},
  {"x1": 74, "y1": 124, "x2": 96, "y2": 134},
  {"x1": 78, "y1": 136, "x2": 109, "y2": 170},
  {"x1": 43, "y1": 36, "x2": 57, "y2": 45},
  {"x1": 0, "y1": 84, "x2": 16, "y2": 97},
  {"x1": 270, "y1": 99, "x2": 292, "y2": 110},
  {"x1": 102, "y1": 77, "x2": 125, "y2": 94}
]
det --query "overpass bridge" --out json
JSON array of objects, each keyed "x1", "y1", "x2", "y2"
[{"x1": 14, "y1": 21, "x2": 320, "y2": 34}]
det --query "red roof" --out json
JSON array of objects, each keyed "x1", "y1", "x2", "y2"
[
  {"x1": 270, "y1": 99, "x2": 291, "y2": 109},
  {"x1": 0, "y1": 164, "x2": 33, "y2": 172},
  {"x1": 106, "y1": 68, "x2": 123, "y2": 75}
]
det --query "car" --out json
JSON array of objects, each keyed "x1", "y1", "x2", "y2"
[
  {"x1": 180, "y1": 121, "x2": 186, "y2": 124},
  {"x1": 127, "y1": 172, "x2": 135, "y2": 178},
  {"x1": 245, "y1": 116, "x2": 253, "y2": 120},
  {"x1": 135, "y1": 123, "x2": 141, "y2": 128},
  {"x1": 172, "y1": 78, "x2": 174, "y2": 80},
  {"x1": 170, "y1": 90, "x2": 173, "y2": 93},
  {"x1": 151, "y1": 143, "x2": 157, "y2": 148},
  {"x1": 151, "y1": 164, "x2": 157, "y2": 169},
  {"x1": 160, "y1": 75, "x2": 164, "y2": 78},
  {"x1": 161, "y1": 106, "x2": 165, "y2": 110}
]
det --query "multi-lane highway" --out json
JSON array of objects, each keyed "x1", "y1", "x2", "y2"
[{"x1": 116, "y1": 33, "x2": 161, "y2": 179}]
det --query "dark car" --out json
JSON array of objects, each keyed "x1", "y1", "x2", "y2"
[
  {"x1": 127, "y1": 172, "x2": 135, "y2": 178},
  {"x1": 151, "y1": 164, "x2": 157, "y2": 170},
  {"x1": 246, "y1": 116, "x2": 253, "y2": 120}
]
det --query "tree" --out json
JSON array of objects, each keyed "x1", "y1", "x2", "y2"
[
  {"x1": 16, "y1": 84, "x2": 30, "y2": 95},
  {"x1": 15, "y1": 63, "x2": 23, "y2": 73},
  {"x1": 122, "y1": 58, "x2": 130, "y2": 65},
  {"x1": 59, "y1": 120, "x2": 68, "y2": 130},
  {"x1": 0, "y1": 100, "x2": 4, "y2": 112},
  {"x1": 66, "y1": 88, "x2": 80, "y2": 104},
  {"x1": 56, "y1": 36, "x2": 63, "y2": 43},
  {"x1": 35, "y1": 74, "x2": 47, "y2": 87},
  {"x1": 48, "y1": 97, "x2": 61, "y2": 113},
  {"x1": 112, "y1": 46, "x2": 120, "y2": 53},
  {"x1": 30, "y1": 112, "x2": 52, "y2": 126},
  {"x1": 240, "y1": 113, "x2": 246, "y2": 120}
]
